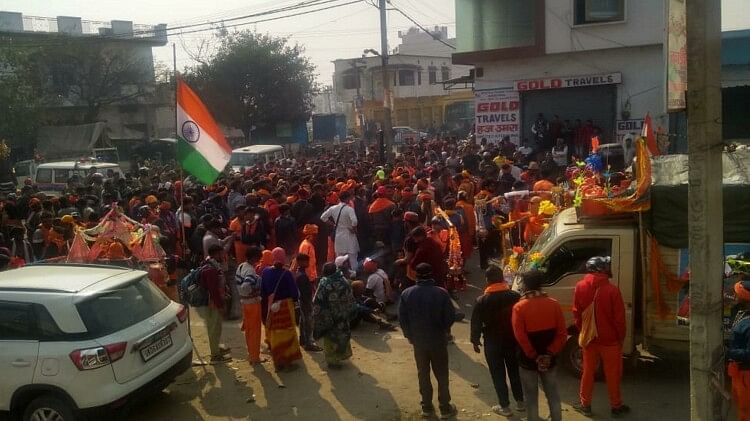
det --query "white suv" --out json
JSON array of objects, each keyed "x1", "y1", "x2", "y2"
[{"x1": 0, "y1": 264, "x2": 193, "y2": 421}]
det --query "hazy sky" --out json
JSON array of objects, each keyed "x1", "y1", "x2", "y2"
[{"x1": 2, "y1": 0, "x2": 748, "y2": 84}]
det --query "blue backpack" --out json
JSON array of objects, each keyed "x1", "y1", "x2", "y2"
[{"x1": 179, "y1": 266, "x2": 209, "y2": 307}]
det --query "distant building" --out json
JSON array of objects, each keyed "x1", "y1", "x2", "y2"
[
  {"x1": 331, "y1": 26, "x2": 474, "y2": 137},
  {"x1": 452, "y1": 0, "x2": 750, "y2": 149},
  {"x1": 0, "y1": 11, "x2": 168, "y2": 156}
]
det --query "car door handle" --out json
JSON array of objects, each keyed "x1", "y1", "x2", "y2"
[{"x1": 12, "y1": 360, "x2": 31, "y2": 368}]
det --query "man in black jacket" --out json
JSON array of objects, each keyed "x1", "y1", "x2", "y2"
[
  {"x1": 399, "y1": 263, "x2": 458, "y2": 419},
  {"x1": 471, "y1": 266, "x2": 525, "y2": 416}
]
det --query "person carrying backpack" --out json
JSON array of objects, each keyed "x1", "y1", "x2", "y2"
[{"x1": 572, "y1": 256, "x2": 629, "y2": 417}]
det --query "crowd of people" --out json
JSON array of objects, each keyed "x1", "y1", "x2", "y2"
[{"x1": 2, "y1": 133, "x2": 748, "y2": 420}]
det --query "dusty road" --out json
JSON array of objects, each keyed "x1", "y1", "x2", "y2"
[{"x1": 129, "y1": 261, "x2": 692, "y2": 421}]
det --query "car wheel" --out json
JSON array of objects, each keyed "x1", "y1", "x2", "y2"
[{"x1": 23, "y1": 396, "x2": 75, "y2": 421}]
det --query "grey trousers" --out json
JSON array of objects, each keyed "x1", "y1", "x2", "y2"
[{"x1": 518, "y1": 366, "x2": 562, "y2": 421}]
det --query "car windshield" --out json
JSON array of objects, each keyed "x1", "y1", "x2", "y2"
[
  {"x1": 76, "y1": 276, "x2": 170, "y2": 337},
  {"x1": 230, "y1": 153, "x2": 259, "y2": 167}
]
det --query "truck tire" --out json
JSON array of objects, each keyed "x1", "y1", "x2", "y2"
[
  {"x1": 561, "y1": 335, "x2": 604, "y2": 380},
  {"x1": 561, "y1": 335, "x2": 585, "y2": 378},
  {"x1": 23, "y1": 395, "x2": 76, "y2": 421}
]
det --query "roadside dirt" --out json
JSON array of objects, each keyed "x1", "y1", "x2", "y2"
[{"x1": 129, "y1": 258, "x2": 693, "y2": 421}]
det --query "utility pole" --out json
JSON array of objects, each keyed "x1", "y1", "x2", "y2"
[
  {"x1": 379, "y1": 0, "x2": 393, "y2": 161},
  {"x1": 686, "y1": 0, "x2": 725, "y2": 419}
]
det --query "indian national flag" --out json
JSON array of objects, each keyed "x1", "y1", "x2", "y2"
[{"x1": 176, "y1": 79, "x2": 231, "y2": 184}]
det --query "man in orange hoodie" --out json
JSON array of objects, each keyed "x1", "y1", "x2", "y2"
[
  {"x1": 572, "y1": 256, "x2": 630, "y2": 418},
  {"x1": 512, "y1": 270, "x2": 567, "y2": 421}
]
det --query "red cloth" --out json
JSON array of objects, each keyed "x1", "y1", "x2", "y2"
[
  {"x1": 200, "y1": 264, "x2": 225, "y2": 310},
  {"x1": 580, "y1": 343, "x2": 623, "y2": 408},
  {"x1": 410, "y1": 237, "x2": 448, "y2": 288},
  {"x1": 512, "y1": 293, "x2": 567, "y2": 360},
  {"x1": 572, "y1": 273, "x2": 626, "y2": 346}
]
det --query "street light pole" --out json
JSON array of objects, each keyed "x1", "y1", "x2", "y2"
[{"x1": 379, "y1": 0, "x2": 393, "y2": 161}]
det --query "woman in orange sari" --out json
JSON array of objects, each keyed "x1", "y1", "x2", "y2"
[{"x1": 260, "y1": 247, "x2": 302, "y2": 371}]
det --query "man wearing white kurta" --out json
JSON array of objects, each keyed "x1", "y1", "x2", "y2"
[{"x1": 321, "y1": 190, "x2": 359, "y2": 271}]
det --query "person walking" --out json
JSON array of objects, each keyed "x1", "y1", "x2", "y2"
[
  {"x1": 199, "y1": 245, "x2": 231, "y2": 363},
  {"x1": 399, "y1": 263, "x2": 458, "y2": 419},
  {"x1": 511, "y1": 270, "x2": 567, "y2": 421},
  {"x1": 261, "y1": 247, "x2": 302, "y2": 371},
  {"x1": 470, "y1": 266, "x2": 524, "y2": 416},
  {"x1": 572, "y1": 256, "x2": 630, "y2": 417},
  {"x1": 728, "y1": 280, "x2": 750, "y2": 421},
  {"x1": 236, "y1": 246, "x2": 265, "y2": 365},
  {"x1": 295, "y1": 253, "x2": 322, "y2": 352},
  {"x1": 313, "y1": 262, "x2": 355, "y2": 368}
]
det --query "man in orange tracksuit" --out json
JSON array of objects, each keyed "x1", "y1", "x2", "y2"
[{"x1": 572, "y1": 256, "x2": 630, "y2": 417}]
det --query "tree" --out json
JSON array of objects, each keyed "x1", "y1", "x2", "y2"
[
  {"x1": 0, "y1": 46, "x2": 42, "y2": 154},
  {"x1": 183, "y1": 31, "x2": 319, "y2": 142},
  {"x1": 32, "y1": 39, "x2": 153, "y2": 122}
]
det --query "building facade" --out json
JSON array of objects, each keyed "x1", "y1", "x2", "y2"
[
  {"x1": 453, "y1": 0, "x2": 671, "y2": 147},
  {"x1": 0, "y1": 11, "x2": 168, "y2": 156},
  {"x1": 331, "y1": 26, "x2": 474, "y2": 135}
]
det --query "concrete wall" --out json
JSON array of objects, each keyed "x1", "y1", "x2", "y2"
[
  {"x1": 545, "y1": 0, "x2": 665, "y2": 54},
  {"x1": 474, "y1": 44, "x2": 667, "y2": 125}
]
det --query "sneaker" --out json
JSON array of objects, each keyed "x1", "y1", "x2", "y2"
[
  {"x1": 491, "y1": 405, "x2": 513, "y2": 417},
  {"x1": 209, "y1": 355, "x2": 232, "y2": 364},
  {"x1": 304, "y1": 344, "x2": 323, "y2": 352},
  {"x1": 573, "y1": 403, "x2": 593, "y2": 417},
  {"x1": 420, "y1": 406, "x2": 435, "y2": 418},
  {"x1": 515, "y1": 401, "x2": 526, "y2": 412},
  {"x1": 219, "y1": 345, "x2": 231, "y2": 355},
  {"x1": 612, "y1": 404, "x2": 631, "y2": 417},
  {"x1": 439, "y1": 404, "x2": 458, "y2": 419}
]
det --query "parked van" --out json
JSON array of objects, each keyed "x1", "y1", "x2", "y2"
[
  {"x1": 229, "y1": 145, "x2": 285, "y2": 172},
  {"x1": 34, "y1": 159, "x2": 123, "y2": 196}
]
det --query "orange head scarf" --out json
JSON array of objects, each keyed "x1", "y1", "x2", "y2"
[{"x1": 736, "y1": 281, "x2": 750, "y2": 302}]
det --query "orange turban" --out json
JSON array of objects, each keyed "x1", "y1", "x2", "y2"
[
  {"x1": 303, "y1": 224, "x2": 319, "y2": 235},
  {"x1": 418, "y1": 192, "x2": 432, "y2": 202}
]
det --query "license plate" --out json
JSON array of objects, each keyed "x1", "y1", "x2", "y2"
[{"x1": 139, "y1": 332, "x2": 173, "y2": 362}]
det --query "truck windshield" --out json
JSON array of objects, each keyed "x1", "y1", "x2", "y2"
[{"x1": 519, "y1": 217, "x2": 559, "y2": 271}]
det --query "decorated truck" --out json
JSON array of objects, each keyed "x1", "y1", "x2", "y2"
[{"x1": 514, "y1": 144, "x2": 750, "y2": 376}]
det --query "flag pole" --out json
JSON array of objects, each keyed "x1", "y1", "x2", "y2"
[{"x1": 173, "y1": 43, "x2": 192, "y2": 338}]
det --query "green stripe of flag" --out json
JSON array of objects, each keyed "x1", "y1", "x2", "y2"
[{"x1": 177, "y1": 137, "x2": 222, "y2": 185}]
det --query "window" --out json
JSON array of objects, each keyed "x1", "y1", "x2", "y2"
[
  {"x1": 398, "y1": 70, "x2": 415, "y2": 86},
  {"x1": 429, "y1": 68, "x2": 437, "y2": 84},
  {"x1": 54, "y1": 169, "x2": 71, "y2": 183},
  {"x1": 342, "y1": 73, "x2": 359, "y2": 90},
  {"x1": 14, "y1": 162, "x2": 30, "y2": 177},
  {"x1": 455, "y1": 0, "x2": 537, "y2": 53},
  {"x1": 76, "y1": 277, "x2": 170, "y2": 337},
  {"x1": 35, "y1": 168, "x2": 52, "y2": 184},
  {"x1": 575, "y1": 0, "x2": 625, "y2": 25},
  {"x1": 230, "y1": 153, "x2": 259, "y2": 167},
  {"x1": 441, "y1": 67, "x2": 451, "y2": 82},
  {"x1": 417, "y1": 71, "x2": 422, "y2": 85},
  {"x1": 542, "y1": 238, "x2": 612, "y2": 285},
  {"x1": 0, "y1": 301, "x2": 36, "y2": 340}
]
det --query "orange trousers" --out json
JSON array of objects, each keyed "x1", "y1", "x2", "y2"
[
  {"x1": 729, "y1": 362, "x2": 750, "y2": 421},
  {"x1": 580, "y1": 343, "x2": 623, "y2": 408},
  {"x1": 241, "y1": 302, "x2": 262, "y2": 363}
]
